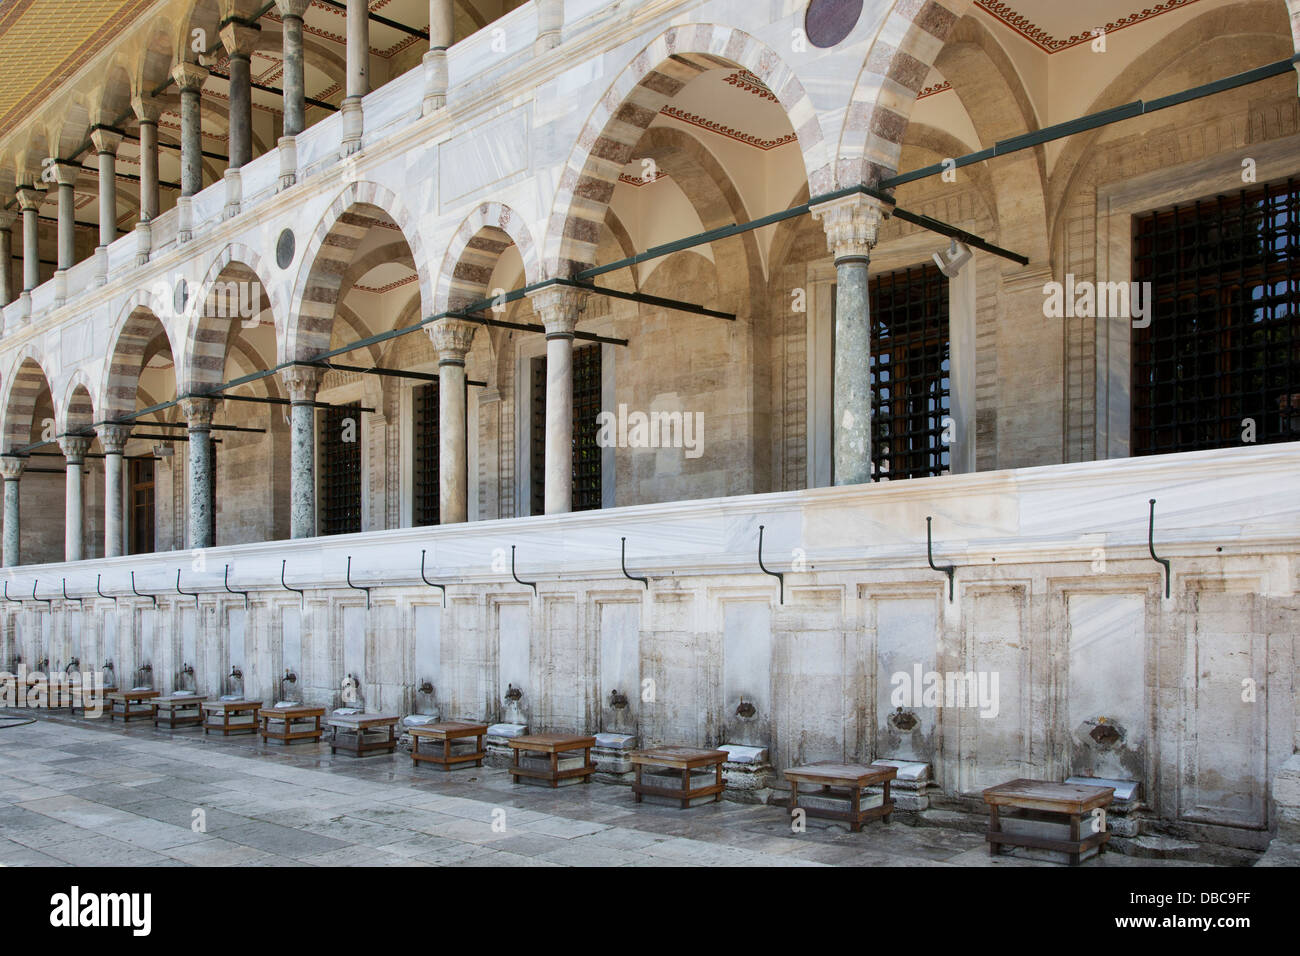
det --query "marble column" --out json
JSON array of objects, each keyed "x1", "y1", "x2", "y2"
[
  {"x1": 53, "y1": 160, "x2": 77, "y2": 272},
  {"x1": 172, "y1": 63, "x2": 208, "y2": 198},
  {"x1": 0, "y1": 209, "x2": 14, "y2": 308},
  {"x1": 0, "y1": 456, "x2": 24, "y2": 567},
  {"x1": 341, "y1": 0, "x2": 369, "y2": 155},
  {"x1": 280, "y1": 367, "x2": 324, "y2": 539},
  {"x1": 527, "y1": 286, "x2": 589, "y2": 514},
  {"x1": 90, "y1": 129, "x2": 122, "y2": 248},
  {"x1": 97, "y1": 424, "x2": 130, "y2": 558},
  {"x1": 181, "y1": 397, "x2": 215, "y2": 550},
  {"x1": 810, "y1": 193, "x2": 888, "y2": 486},
  {"x1": 16, "y1": 188, "x2": 40, "y2": 297},
  {"x1": 58, "y1": 435, "x2": 90, "y2": 562},
  {"x1": 428, "y1": 319, "x2": 476, "y2": 523},
  {"x1": 423, "y1": 0, "x2": 453, "y2": 114},
  {"x1": 220, "y1": 23, "x2": 260, "y2": 170},
  {"x1": 277, "y1": 0, "x2": 310, "y2": 136},
  {"x1": 131, "y1": 96, "x2": 161, "y2": 221}
]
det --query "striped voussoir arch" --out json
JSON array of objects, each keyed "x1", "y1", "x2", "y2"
[
  {"x1": 435, "y1": 202, "x2": 540, "y2": 313},
  {"x1": 104, "y1": 301, "x2": 170, "y2": 421},
  {"x1": 290, "y1": 181, "x2": 432, "y2": 363},
  {"x1": 2, "y1": 356, "x2": 51, "y2": 454},
  {"x1": 62, "y1": 382, "x2": 95, "y2": 437},
  {"x1": 543, "y1": 23, "x2": 833, "y2": 278},
  {"x1": 185, "y1": 243, "x2": 281, "y2": 394},
  {"x1": 838, "y1": 0, "x2": 969, "y2": 188}
]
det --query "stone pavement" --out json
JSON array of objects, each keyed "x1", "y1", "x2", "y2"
[{"x1": 0, "y1": 712, "x2": 1190, "y2": 867}]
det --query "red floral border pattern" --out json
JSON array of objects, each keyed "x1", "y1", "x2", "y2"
[
  {"x1": 723, "y1": 70, "x2": 778, "y2": 102},
  {"x1": 917, "y1": 80, "x2": 953, "y2": 99},
  {"x1": 659, "y1": 106, "x2": 797, "y2": 150},
  {"x1": 975, "y1": 0, "x2": 1202, "y2": 53}
]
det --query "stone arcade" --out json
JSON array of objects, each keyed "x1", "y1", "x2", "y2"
[{"x1": 0, "y1": 0, "x2": 1296, "y2": 859}]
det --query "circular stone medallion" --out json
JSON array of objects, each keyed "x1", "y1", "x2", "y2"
[
  {"x1": 276, "y1": 228, "x2": 296, "y2": 270},
  {"x1": 173, "y1": 278, "x2": 188, "y2": 316},
  {"x1": 805, "y1": 0, "x2": 864, "y2": 49}
]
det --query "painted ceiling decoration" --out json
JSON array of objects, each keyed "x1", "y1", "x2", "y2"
[
  {"x1": 0, "y1": 0, "x2": 155, "y2": 141},
  {"x1": 975, "y1": 0, "x2": 1203, "y2": 53}
]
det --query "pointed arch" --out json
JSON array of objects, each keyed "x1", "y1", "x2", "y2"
[
  {"x1": 287, "y1": 180, "x2": 433, "y2": 362},
  {"x1": 542, "y1": 23, "x2": 832, "y2": 278},
  {"x1": 434, "y1": 201, "x2": 541, "y2": 313}
]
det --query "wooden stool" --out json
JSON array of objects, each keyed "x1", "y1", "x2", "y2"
[
  {"x1": 153, "y1": 693, "x2": 207, "y2": 728},
  {"x1": 784, "y1": 762, "x2": 897, "y2": 832},
  {"x1": 202, "y1": 699, "x2": 262, "y2": 735},
  {"x1": 108, "y1": 690, "x2": 159, "y2": 722},
  {"x1": 409, "y1": 722, "x2": 488, "y2": 771},
  {"x1": 328, "y1": 712, "x2": 400, "y2": 757},
  {"x1": 507, "y1": 733, "x2": 596, "y2": 787},
  {"x1": 983, "y1": 778, "x2": 1114, "y2": 865},
  {"x1": 258, "y1": 705, "x2": 324, "y2": 745},
  {"x1": 630, "y1": 746, "x2": 727, "y2": 808}
]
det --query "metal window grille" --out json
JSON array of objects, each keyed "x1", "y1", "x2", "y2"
[
  {"x1": 529, "y1": 346, "x2": 604, "y2": 514},
  {"x1": 1132, "y1": 178, "x2": 1300, "y2": 455},
  {"x1": 319, "y1": 401, "x2": 361, "y2": 535},
  {"x1": 868, "y1": 263, "x2": 951, "y2": 480},
  {"x1": 413, "y1": 382, "x2": 440, "y2": 526},
  {"x1": 572, "y1": 344, "x2": 603, "y2": 511},
  {"x1": 530, "y1": 358, "x2": 546, "y2": 516},
  {"x1": 129, "y1": 457, "x2": 154, "y2": 555}
]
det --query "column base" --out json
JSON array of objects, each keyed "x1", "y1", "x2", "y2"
[
  {"x1": 340, "y1": 97, "x2": 364, "y2": 157},
  {"x1": 535, "y1": 31, "x2": 561, "y2": 54},
  {"x1": 222, "y1": 169, "x2": 242, "y2": 220},
  {"x1": 17, "y1": 291, "x2": 31, "y2": 325},
  {"x1": 94, "y1": 246, "x2": 109, "y2": 287},
  {"x1": 53, "y1": 270, "x2": 67, "y2": 308},
  {"x1": 134, "y1": 221, "x2": 152, "y2": 266},
  {"x1": 422, "y1": 49, "x2": 448, "y2": 115},
  {"x1": 277, "y1": 135, "x2": 298, "y2": 191},
  {"x1": 176, "y1": 197, "x2": 193, "y2": 243}
]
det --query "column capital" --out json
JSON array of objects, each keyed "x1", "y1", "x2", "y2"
[
  {"x1": 0, "y1": 456, "x2": 26, "y2": 480},
  {"x1": 527, "y1": 284, "x2": 591, "y2": 338},
  {"x1": 50, "y1": 160, "x2": 79, "y2": 187},
  {"x1": 809, "y1": 192, "x2": 890, "y2": 262},
  {"x1": 131, "y1": 94, "x2": 163, "y2": 124},
  {"x1": 220, "y1": 21, "x2": 262, "y2": 58},
  {"x1": 180, "y1": 396, "x2": 216, "y2": 428},
  {"x1": 90, "y1": 128, "x2": 123, "y2": 155},
  {"x1": 171, "y1": 61, "x2": 209, "y2": 92},
  {"x1": 275, "y1": 0, "x2": 312, "y2": 17},
  {"x1": 57, "y1": 435, "x2": 91, "y2": 463},
  {"x1": 15, "y1": 186, "x2": 43, "y2": 211},
  {"x1": 96, "y1": 423, "x2": 132, "y2": 454},
  {"x1": 279, "y1": 365, "x2": 325, "y2": 403},
  {"x1": 427, "y1": 318, "x2": 477, "y2": 364}
]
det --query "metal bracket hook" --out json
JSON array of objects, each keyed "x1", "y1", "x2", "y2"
[
  {"x1": 419, "y1": 549, "x2": 446, "y2": 608},
  {"x1": 32, "y1": 579, "x2": 52, "y2": 608},
  {"x1": 97, "y1": 573, "x2": 118, "y2": 609},
  {"x1": 62, "y1": 578, "x2": 83, "y2": 611},
  {"x1": 757, "y1": 525, "x2": 784, "y2": 605},
  {"x1": 346, "y1": 556, "x2": 371, "y2": 609},
  {"x1": 224, "y1": 565, "x2": 249, "y2": 610},
  {"x1": 130, "y1": 571, "x2": 158, "y2": 608},
  {"x1": 511, "y1": 545, "x2": 537, "y2": 596},
  {"x1": 176, "y1": 569, "x2": 199, "y2": 609},
  {"x1": 281, "y1": 559, "x2": 305, "y2": 610},
  {"x1": 620, "y1": 537, "x2": 648, "y2": 589},
  {"x1": 926, "y1": 516, "x2": 955, "y2": 602},
  {"x1": 1148, "y1": 498, "x2": 1171, "y2": 599},
  {"x1": 3, "y1": 581, "x2": 20, "y2": 604}
]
